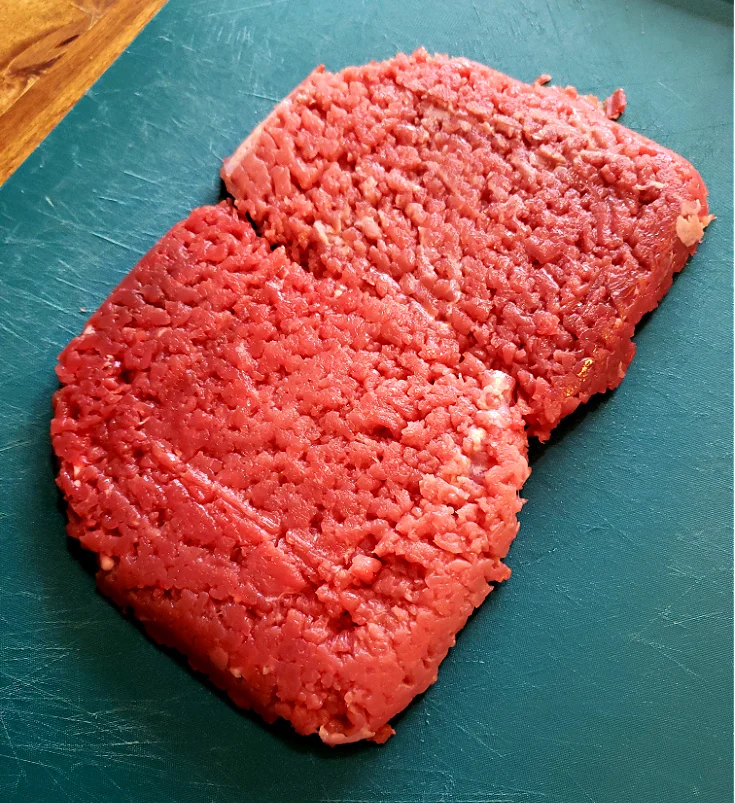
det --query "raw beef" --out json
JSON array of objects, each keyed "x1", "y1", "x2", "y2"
[
  {"x1": 223, "y1": 49, "x2": 712, "y2": 439},
  {"x1": 52, "y1": 202, "x2": 529, "y2": 744}
]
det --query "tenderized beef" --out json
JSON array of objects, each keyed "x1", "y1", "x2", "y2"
[
  {"x1": 53, "y1": 50, "x2": 712, "y2": 746},
  {"x1": 52, "y1": 202, "x2": 529, "y2": 745},
  {"x1": 222, "y1": 49, "x2": 712, "y2": 439}
]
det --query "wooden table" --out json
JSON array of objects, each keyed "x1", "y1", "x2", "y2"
[{"x1": 0, "y1": 0, "x2": 167, "y2": 185}]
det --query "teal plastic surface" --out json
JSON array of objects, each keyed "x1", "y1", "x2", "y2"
[{"x1": 1, "y1": 1, "x2": 732, "y2": 801}]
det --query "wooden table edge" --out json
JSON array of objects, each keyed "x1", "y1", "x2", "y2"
[{"x1": 0, "y1": 0, "x2": 168, "y2": 187}]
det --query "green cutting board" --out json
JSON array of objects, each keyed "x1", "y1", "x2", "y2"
[{"x1": 1, "y1": 1, "x2": 731, "y2": 801}]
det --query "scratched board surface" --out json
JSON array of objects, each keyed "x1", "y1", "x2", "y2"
[{"x1": 0, "y1": 0, "x2": 732, "y2": 801}]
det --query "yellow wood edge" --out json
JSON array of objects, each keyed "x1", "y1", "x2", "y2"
[{"x1": 0, "y1": 0, "x2": 168, "y2": 186}]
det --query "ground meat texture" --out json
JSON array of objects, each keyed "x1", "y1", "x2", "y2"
[
  {"x1": 52, "y1": 203, "x2": 529, "y2": 745},
  {"x1": 222, "y1": 49, "x2": 712, "y2": 440}
]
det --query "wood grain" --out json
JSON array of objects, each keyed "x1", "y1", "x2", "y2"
[{"x1": 0, "y1": 0, "x2": 166, "y2": 186}]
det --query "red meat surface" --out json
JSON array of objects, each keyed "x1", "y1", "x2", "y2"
[
  {"x1": 223, "y1": 49, "x2": 711, "y2": 439},
  {"x1": 52, "y1": 203, "x2": 529, "y2": 744}
]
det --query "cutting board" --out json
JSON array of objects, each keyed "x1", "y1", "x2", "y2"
[{"x1": 1, "y1": 1, "x2": 731, "y2": 801}]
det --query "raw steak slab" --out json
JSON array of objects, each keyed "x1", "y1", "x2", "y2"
[
  {"x1": 52, "y1": 202, "x2": 529, "y2": 744},
  {"x1": 223, "y1": 49, "x2": 712, "y2": 439}
]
